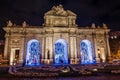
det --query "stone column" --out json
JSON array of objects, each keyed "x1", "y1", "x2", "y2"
[
  {"x1": 73, "y1": 19, "x2": 75, "y2": 25},
  {"x1": 74, "y1": 37, "x2": 77, "y2": 58},
  {"x1": 45, "y1": 35, "x2": 53, "y2": 64},
  {"x1": 70, "y1": 36, "x2": 75, "y2": 64},
  {"x1": 45, "y1": 37, "x2": 49, "y2": 60},
  {"x1": 94, "y1": 36, "x2": 100, "y2": 63},
  {"x1": 106, "y1": 35, "x2": 111, "y2": 62},
  {"x1": 46, "y1": 19, "x2": 48, "y2": 24},
  {"x1": 50, "y1": 19, "x2": 52, "y2": 25},
  {"x1": 41, "y1": 37, "x2": 45, "y2": 63},
  {"x1": 68, "y1": 18, "x2": 72, "y2": 26},
  {"x1": 106, "y1": 36, "x2": 111, "y2": 57},
  {"x1": 92, "y1": 33, "x2": 96, "y2": 62},
  {"x1": 22, "y1": 29, "x2": 27, "y2": 66},
  {"x1": 49, "y1": 36, "x2": 53, "y2": 64},
  {"x1": 4, "y1": 36, "x2": 9, "y2": 60},
  {"x1": 73, "y1": 37, "x2": 78, "y2": 64},
  {"x1": 44, "y1": 36, "x2": 48, "y2": 64},
  {"x1": 19, "y1": 37, "x2": 24, "y2": 64},
  {"x1": 70, "y1": 37, "x2": 74, "y2": 58},
  {"x1": 10, "y1": 49, "x2": 15, "y2": 65},
  {"x1": 77, "y1": 37, "x2": 80, "y2": 63}
]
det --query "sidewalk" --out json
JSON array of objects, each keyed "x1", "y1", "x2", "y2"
[{"x1": 0, "y1": 63, "x2": 9, "y2": 67}]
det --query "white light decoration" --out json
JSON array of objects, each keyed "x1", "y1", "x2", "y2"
[
  {"x1": 54, "y1": 39, "x2": 68, "y2": 65},
  {"x1": 80, "y1": 39, "x2": 96, "y2": 64},
  {"x1": 111, "y1": 36, "x2": 113, "y2": 39},
  {"x1": 114, "y1": 36, "x2": 117, "y2": 38},
  {"x1": 26, "y1": 39, "x2": 40, "y2": 66}
]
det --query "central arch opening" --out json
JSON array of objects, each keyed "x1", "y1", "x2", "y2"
[
  {"x1": 54, "y1": 39, "x2": 68, "y2": 65},
  {"x1": 26, "y1": 39, "x2": 40, "y2": 66}
]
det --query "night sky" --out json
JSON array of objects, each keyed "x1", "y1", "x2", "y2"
[{"x1": 0, "y1": 0, "x2": 120, "y2": 39}]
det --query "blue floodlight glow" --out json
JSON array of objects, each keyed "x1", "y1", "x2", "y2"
[
  {"x1": 54, "y1": 39, "x2": 68, "y2": 65},
  {"x1": 80, "y1": 40, "x2": 96, "y2": 64},
  {"x1": 26, "y1": 39, "x2": 40, "y2": 66}
]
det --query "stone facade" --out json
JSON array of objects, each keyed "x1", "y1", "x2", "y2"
[{"x1": 3, "y1": 5, "x2": 111, "y2": 65}]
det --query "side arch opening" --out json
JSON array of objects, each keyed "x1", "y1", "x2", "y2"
[
  {"x1": 26, "y1": 39, "x2": 40, "y2": 66},
  {"x1": 80, "y1": 40, "x2": 96, "y2": 64}
]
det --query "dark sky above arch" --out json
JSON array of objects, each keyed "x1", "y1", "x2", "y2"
[{"x1": 0, "y1": 0, "x2": 120, "y2": 38}]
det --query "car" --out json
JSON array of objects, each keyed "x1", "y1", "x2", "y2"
[
  {"x1": 0, "y1": 58, "x2": 2, "y2": 64},
  {"x1": 113, "y1": 59, "x2": 120, "y2": 63},
  {"x1": 0, "y1": 58, "x2": 8, "y2": 64}
]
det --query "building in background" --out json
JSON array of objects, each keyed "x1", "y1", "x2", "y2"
[
  {"x1": 3, "y1": 5, "x2": 111, "y2": 65},
  {"x1": 0, "y1": 39, "x2": 4, "y2": 64},
  {"x1": 109, "y1": 31, "x2": 120, "y2": 60},
  {"x1": 0, "y1": 40, "x2": 4, "y2": 57}
]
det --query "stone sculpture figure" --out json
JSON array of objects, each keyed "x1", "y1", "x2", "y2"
[
  {"x1": 22, "y1": 21, "x2": 27, "y2": 27},
  {"x1": 7, "y1": 20, "x2": 13, "y2": 27},
  {"x1": 52, "y1": 4, "x2": 67, "y2": 16},
  {"x1": 103, "y1": 23, "x2": 108, "y2": 29}
]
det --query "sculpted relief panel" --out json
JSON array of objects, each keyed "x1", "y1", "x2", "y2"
[{"x1": 54, "y1": 18, "x2": 68, "y2": 26}]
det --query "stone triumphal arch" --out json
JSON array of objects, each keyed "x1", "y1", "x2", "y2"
[{"x1": 3, "y1": 5, "x2": 111, "y2": 65}]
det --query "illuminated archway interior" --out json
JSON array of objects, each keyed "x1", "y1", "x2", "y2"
[
  {"x1": 54, "y1": 39, "x2": 68, "y2": 64},
  {"x1": 26, "y1": 39, "x2": 40, "y2": 66},
  {"x1": 80, "y1": 40, "x2": 95, "y2": 64}
]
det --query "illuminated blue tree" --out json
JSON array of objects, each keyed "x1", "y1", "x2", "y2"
[
  {"x1": 26, "y1": 39, "x2": 40, "y2": 66},
  {"x1": 80, "y1": 40, "x2": 95, "y2": 64},
  {"x1": 54, "y1": 39, "x2": 68, "y2": 64}
]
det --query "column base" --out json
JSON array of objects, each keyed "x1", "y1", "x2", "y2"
[
  {"x1": 17, "y1": 60, "x2": 24, "y2": 66},
  {"x1": 108, "y1": 56, "x2": 113, "y2": 63},
  {"x1": 96, "y1": 57, "x2": 100, "y2": 63},
  {"x1": 42, "y1": 59, "x2": 53, "y2": 64},
  {"x1": 70, "y1": 59, "x2": 74, "y2": 64},
  {"x1": 18, "y1": 60, "x2": 23, "y2": 63},
  {"x1": 70, "y1": 58, "x2": 79, "y2": 64},
  {"x1": 41, "y1": 59, "x2": 44, "y2": 64},
  {"x1": 102, "y1": 59, "x2": 106, "y2": 63},
  {"x1": 49, "y1": 59, "x2": 53, "y2": 64},
  {"x1": 75, "y1": 58, "x2": 80, "y2": 64}
]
